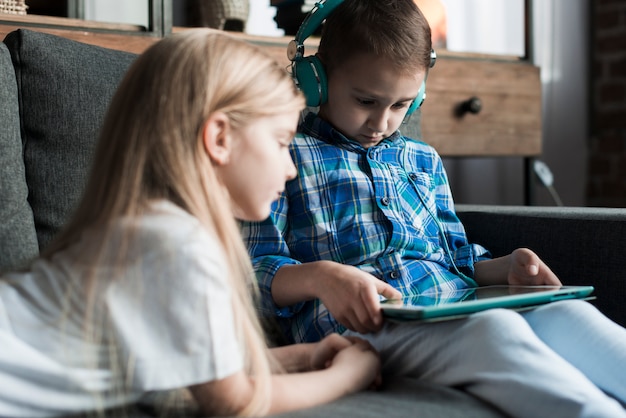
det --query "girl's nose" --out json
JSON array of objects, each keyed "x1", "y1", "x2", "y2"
[{"x1": 285, "y1": 155, "x2": 297, "y2": 180}]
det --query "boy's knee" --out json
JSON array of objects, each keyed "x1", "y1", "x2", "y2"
[
  {"x1": 527, "y1": 299, "x2": 599, "y2": 323},
  {"x1": 465, "y1": 309, "x2": 537, "y2": 343},
  {"x1": 524, "y1": 299, "x2": 613, "y2": 335}
]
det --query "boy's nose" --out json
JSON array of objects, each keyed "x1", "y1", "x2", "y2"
[{"x1": 368, "y1": 110, "x2": 389, "y2": 133}]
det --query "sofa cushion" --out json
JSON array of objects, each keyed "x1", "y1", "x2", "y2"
[
  {"x1": 0, "y1": 41, "x2": 39, "y2": 272},
  {"x1": 271, "y1": 377, "x2": 504, "y2": 418},
  {"x1": 4, "y1": 29, "x2": 137, "y2": 251},
  {"x1": 457, "y1": 204, "x2": 626, "y2": 328}
]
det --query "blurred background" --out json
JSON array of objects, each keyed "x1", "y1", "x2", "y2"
[{"x1": 22, "y1": 0, "x2": 625, "y2": 208}]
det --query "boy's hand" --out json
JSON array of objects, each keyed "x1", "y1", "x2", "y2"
[
  {"x1": 317, "y1": 263, "x2": 402, "y2": 334},
  {"x1": 506, "y1": 248, "x2": 562, "y2": 286}
]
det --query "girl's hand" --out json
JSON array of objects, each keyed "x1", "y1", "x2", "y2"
[
  {"x1": 309, "y1": 333, "x2": 353, "y2": 370},
  {"x1": 309, "y1": 333, "x2": 379, "y2": 371},
  {"x1": 328, "y1": 337, "x2": 382, "y2": 391},
  {"x1": 507, "y1": 248, "x2": 562, "y2": 286}
]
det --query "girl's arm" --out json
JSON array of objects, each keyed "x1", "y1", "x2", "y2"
[
  {"x1": 473, "y1": 248, "x2": 562, "y2": 287},
  {"x1": 189, "y1": 339, "x2": 380, "y2": 416}
]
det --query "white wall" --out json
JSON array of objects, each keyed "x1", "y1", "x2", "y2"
[
  {"x1": 247, "y1": 0, "x2": 284, "y2": 36},
  {"x1": 84, "y1": 0, "x2": 148, "y2": 27},
  {"x1": 442, "y1": 0, "x2": 525, "y2": 57}
]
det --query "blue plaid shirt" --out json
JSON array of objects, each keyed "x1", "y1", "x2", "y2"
[{"x1": 241, "y1": 113, "x2": 490, "y2": 343}]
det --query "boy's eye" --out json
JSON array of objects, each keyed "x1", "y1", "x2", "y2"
[
  {"x1": 356, "y1": 98, "x2": 375, "y2": 106},
  {"x1": 393, "y1": 102, "x2": 410, "y2": 109}
]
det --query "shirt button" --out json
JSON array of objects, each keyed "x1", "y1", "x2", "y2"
[
  {"x1": 409, "y1": 173, "x2": 418, "y2": 181},
  {"x1": 381, "y1": 197, "x2": 390, "y2": 206},
  {"x1": 390, "y1": 271, "x2": 400, "y2": 279}
]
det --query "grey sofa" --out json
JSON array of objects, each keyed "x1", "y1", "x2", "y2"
[{"x1": 1, "y1": 28, "x2": 624, "y2": 417}]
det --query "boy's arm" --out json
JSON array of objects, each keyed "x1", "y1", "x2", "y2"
[
  {"x1": 241, "y1": 194, "x2": 304, "y2": 316},
  {"x1": 272, "y1": 260, "x2": 401, "y2": 334},
  {"x1": 243, "y1": 192, "x2": 400, "y2": 334}
]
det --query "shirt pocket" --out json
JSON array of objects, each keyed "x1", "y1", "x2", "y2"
[
  {"x1": 397, "y1": 170, "x2": 442, "y2": 242},
  {"x1": 405, "y1": 171, "x2": 437, "y2": 212}
]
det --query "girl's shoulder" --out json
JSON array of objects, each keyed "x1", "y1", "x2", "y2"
[
  {"x1": 138, "y1": 200, "x2": 202, "y2": 241},
  {"x1": 107, "y1": 200, "x2": 229, "y2": 298},
  {"x1": 110, "y1": 200, "x2": 221, "y2": 264}
]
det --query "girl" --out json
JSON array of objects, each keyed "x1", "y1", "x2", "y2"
[{"x1": 0, "y1": 29, "x2": 380, "y2": 417}]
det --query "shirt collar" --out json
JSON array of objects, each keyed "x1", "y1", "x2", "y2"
[{"x1": 299, "y1": 112, "x2": 404, "y2": 152}]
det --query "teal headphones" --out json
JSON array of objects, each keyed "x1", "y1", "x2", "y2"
[{"x1": 287, "y1": 0, "x2": 436, "y2": 114}]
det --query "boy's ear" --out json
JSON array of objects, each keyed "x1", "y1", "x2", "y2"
[
  {"x1": 315, "y1": 51, "x2": 326, "y2": 65},
  {"x1": 202, "y1": 112, "x2": 231, "y2": 165}
]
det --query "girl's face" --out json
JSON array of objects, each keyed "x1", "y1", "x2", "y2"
[
  {"x1": 220, "y1": 110, "x2": 300, "y2": 221},
  {"x1": 318, "y1": 52, "x2": 425, "y2": 148}
]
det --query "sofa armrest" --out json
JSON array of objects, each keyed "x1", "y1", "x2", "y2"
[{"x1": 456, "y1": 204, "x2": 626, "y2": 327}]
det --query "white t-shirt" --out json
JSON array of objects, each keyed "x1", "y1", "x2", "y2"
[{"x1": 0, "y1": 201, "x2": 243, "y2": 417}]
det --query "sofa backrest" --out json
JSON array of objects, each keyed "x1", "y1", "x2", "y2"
[
  {"x1": 0, "y1": 41, "x2": 38, "y2": 271},
  {"x1": 0, "y1": 29, "x2": 137, "y2": 271}
]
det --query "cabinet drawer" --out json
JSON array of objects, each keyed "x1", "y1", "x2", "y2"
[{"x1": 416, "y1": 54, "x2": 542, "y2": 157}]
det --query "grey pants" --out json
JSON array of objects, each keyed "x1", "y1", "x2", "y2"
[{"x1": 345, "y1": 300, "x2": 626, "y2": 418}]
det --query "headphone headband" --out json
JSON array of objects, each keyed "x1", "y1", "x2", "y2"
[
  {"x1": 288, "y1": 0, "x2": 343, "y2": 63},
  {"x1": 295, "y1": 0, "x2": 343, "y2": 46}
]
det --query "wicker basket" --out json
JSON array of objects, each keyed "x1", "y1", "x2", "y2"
[{"x1": 0, "y1": 0, "x2": 28, "y2": 15}]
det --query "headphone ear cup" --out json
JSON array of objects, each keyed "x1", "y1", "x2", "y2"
[
  {"x1": 293, "y1": 55, "x2": 328, "y2": 107},
  {"x1": 406, "y1": 80, "x2": 426, "y2": 116}
]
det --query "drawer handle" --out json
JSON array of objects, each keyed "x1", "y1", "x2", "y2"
[{"x1": 456, "y1": 96, "x2": 482, "y2": 116}]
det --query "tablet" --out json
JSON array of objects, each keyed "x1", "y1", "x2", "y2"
[{"x1": 381, "y1": 285, "x2": 595, "y2": 322}]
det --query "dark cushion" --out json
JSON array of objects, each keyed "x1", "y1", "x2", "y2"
[
  {"x1": 3, "y1": 29, "x2": 137, "y2": 251},
  {"x1": 457, "y1": 204, "x2": 626, "y2": 328},
  {"x1": 0, "y1": 41, "x2": 39, "y2": 272},
  {"x1": 271, "y1": 377, "x2": 505, "y2": 418}
]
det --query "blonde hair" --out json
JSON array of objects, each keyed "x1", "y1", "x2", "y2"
[{"x1": 43, "y1": 29, "x2": 305, "y2": 416}]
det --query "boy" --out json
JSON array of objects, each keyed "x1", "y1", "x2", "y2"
[{"x1": 242, "y1": 1, "x2": 626, "y2": 416}]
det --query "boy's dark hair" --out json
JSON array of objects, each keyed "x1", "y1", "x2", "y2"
[{"x1": 318, "y1": 0, "x2": 432, "y2": 76}]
